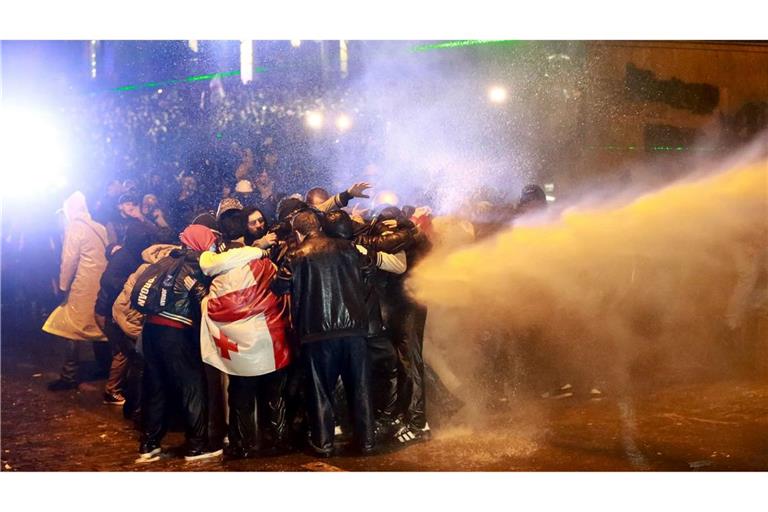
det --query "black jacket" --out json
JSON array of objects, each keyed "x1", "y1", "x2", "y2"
[
  {"x1": 95, "y1": 248, "x2": 142, "y2": 317},
  {"x1": 153, "y1": 248, "x2": 209, "y2": 327},
  {"x1": 272, "y1": 232, "x2": 370, "y2": 343},
  {"x1": 95, "y1": 221, "x2": 159, "y2": 317},
  {"x1": 355, "y1": 220, "x2": 432, "y2": 318}
]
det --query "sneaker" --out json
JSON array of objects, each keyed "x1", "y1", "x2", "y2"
[
  {"x1": 135, "y1": 443, "x2": 162, "y2": 463},
  {"x1": 47, "y1": 379, "x2": 78, "y2": 392},
  {"x1": 541, "y1": 383, "x2": 574, "y2": 400},
  {"x1": 184, "y1": 446, "x2": 224, "y2": 462},
  {"x1": 374, "y1": 417, "x2": 401, "y2": 444},
  {"x1": 394, "y1": 423, "x2": 431, "y2": 446},
  {"x1": 103, "y1": 392, "x2": 126, "y2": 406}
]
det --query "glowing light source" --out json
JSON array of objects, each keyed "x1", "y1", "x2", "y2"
[
  {"x1": 291, "y1": 40, "x2": 301, "y2": 48},
  {"x1": 90, "y1": 40, "x2": 97, "y2": 79},
  {"x1": 335, "y1": 113, "x2": 352, "y2": 131},
  {"x1": 488, "y1": 86, "x2": 507, "y2": 103},
  {"x1": 374, "y1": 191, "x2": 400, "y2": 207},
  {"x1": 339, "y1": 40, "x2": 348, "y2": 78},
  {"x1": 188, "y1": 40, "x2": 199, "y2": 52},
  {"x1": 305, "y1": 111, "x2": 324, "y2": 130},
  {"x1": 240, "y1": 40, "x2": 253, "y2": 84},
  {"x1": 0, "y1": 106, "x2": 68, "y2": 196}
]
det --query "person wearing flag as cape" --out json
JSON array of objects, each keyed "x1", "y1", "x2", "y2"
[{"x1": 198, "y1": 202, "x2": 291, "y2": 459}]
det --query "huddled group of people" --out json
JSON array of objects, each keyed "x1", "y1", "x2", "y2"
[{"x1": 43, "y1": 152, "x2": 542, "y2": 462}]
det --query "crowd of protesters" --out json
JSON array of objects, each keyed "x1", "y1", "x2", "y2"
[{"x1": 31, "y1": 129, "x2": 554, "y2": 462}]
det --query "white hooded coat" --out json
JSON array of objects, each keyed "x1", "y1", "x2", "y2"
[{"x1": 42, "y1": 191, "x2": 109, "y2": 341}]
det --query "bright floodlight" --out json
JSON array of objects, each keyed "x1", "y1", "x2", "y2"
[
  {"x1": 488, "y1": 86, "x2": 507, "y2": 103},
  {"x1": 240, "y1": 40, "x2": 253, "y2": 84},
  {"x1": 0, "y1": 106, "x2": 68, "y2": 196},
  {"x1": 335, "y1": 113, "x2": 352, "y2": 131},
  {"x1": 290, "y1": 40, "x2": 301, "y2": 48},
  {"x1": 305, "y1": 111, "x2": 324, "y2": 130}
]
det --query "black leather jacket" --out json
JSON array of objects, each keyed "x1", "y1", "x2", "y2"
[
  {"x1": 272, "y1": 232, "x2": 370, "y2": 343},
  {"x1": 154, "y1": 248, "x2": 210, "y2": 327},
  {"x1": 355, "y1": 220, "x2": 432, "y2": 319}
]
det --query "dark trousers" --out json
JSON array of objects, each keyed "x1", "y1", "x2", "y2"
[
  {"x1": 302, "y1": 336, "x2": 374, "y2": 455},
  {"x1": 367, "y1": 334, "x2": 398, "y2": 421},
  {"x1": 140, "y1": 322, "x2": 209, "y2": 451},
  {"x1": 228, "y1": 368, "x2": 288, "y2": 451},
  {"x1": 60, "y1": 339, "x2": 112, "y2": 383},
  {"x1": 392, "y1": 303, "x2": 428, "y2": 428},
  {"x1": 204, "y1": 359, "x2": 228, "y2": 448}
]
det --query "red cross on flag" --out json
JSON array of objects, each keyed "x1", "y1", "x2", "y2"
[{"x1": 200, "y1": 258, "x2": 291, "y2": 376}]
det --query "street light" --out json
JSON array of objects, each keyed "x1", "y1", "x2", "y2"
[
  {"x1": 335, "y1": 113, "x2": 351, "y2": 131},
  {"x1": 305, "y1": 111, "x2": 324, "y2": 130},
  {"x1": 488, "y1": 85, "x2": 507, "y2": 103}
]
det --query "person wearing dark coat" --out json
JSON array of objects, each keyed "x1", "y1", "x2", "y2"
[
  {"x1": 323, "y1": 210, "x2": 405, "y2": 441},
  {"x1": 136, "y1": 225, "x2": 222, "y2": 463},
  {"x1": 95, "y1": 221, "x2": 159, "y2": 405},
  {"x1": 355, "y1": 206, "x2": 433, "y2": 445},
  {"x1": 272, "y1": 210, "x2": 375, "y2": 457}
]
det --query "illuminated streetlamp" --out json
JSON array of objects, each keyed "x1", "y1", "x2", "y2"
[
  {"x1": 335, "y1": 113, "x2": 351, "y2": 131},
  {"x1": 488, "y1": 85, "x2": 507, "y2": 103},
  {"x1": 305, "y1": 111, "x2": 324, "y2": 130}
]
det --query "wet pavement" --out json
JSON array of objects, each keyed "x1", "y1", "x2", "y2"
[{"x1": 2, "y1": 334, "x2": 767, "y2": 472}]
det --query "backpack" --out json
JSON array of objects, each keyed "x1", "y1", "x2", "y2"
[{"x1": 130, "y1": 254, "x2": 185, "y2": 315}]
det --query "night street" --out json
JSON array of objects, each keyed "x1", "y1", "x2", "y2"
[{"x1": 3, "y1": 335, "x2": 766, "y2": 472}]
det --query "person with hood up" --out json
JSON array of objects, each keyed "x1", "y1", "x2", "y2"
[
  {"x1": 135, "y1": 224, "x2": 222, "y2": 463},
  {"x1": 45, "y1": 191, "x2": 111, "y2": 391},
  {"x1": 111, "y1": 241, "x2": 178, "y2": 422}
]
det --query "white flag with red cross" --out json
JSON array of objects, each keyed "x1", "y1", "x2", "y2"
[{"x1": 200, "y1": 259, "x2": 291, "y2": 376}]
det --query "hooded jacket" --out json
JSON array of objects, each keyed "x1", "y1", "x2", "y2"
[
  {"x1": 43, "y1": 191, "x2": 109, "y2": 341},
  {"x1": 144, "y1": 247, "x2": 209, "y2": 327},
  {"x1": 113, "y1": 244, "x2": 177, "y2": 339}
]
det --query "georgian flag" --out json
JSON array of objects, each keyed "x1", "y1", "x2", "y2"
[{"x1": 200, "y1": 259, "x2": 291, "y2": 376}]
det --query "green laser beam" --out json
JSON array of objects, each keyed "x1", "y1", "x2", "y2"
[
  {"x1": 411, "y1": 40, "x2": 524, "y2": 52},
  {"x1": 114, "y1": 68, "x2": 266, "y2": 91}
]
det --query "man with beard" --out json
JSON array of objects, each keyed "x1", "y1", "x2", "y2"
[
  {"x1": 198, "y1": 209, "x2": 291, "y2": 459},
  {"x1": 243, "y1": 206, "x2": 278, "y2": 249}
]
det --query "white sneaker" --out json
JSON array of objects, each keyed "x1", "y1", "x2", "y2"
[
  {"x1": 135, "y1": 447, "x2": 162, "y2": 464},
  {"x1": 184, "y1": 448, "x2": 224, "y2": 462}
]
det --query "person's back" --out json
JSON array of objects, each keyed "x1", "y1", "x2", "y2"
[
  {"x1": 272, "y1": 210, "x2": 373, "y2": 457},
  {"x1": 288, "y1": 232, "x2": 368, "y2": 343}
]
